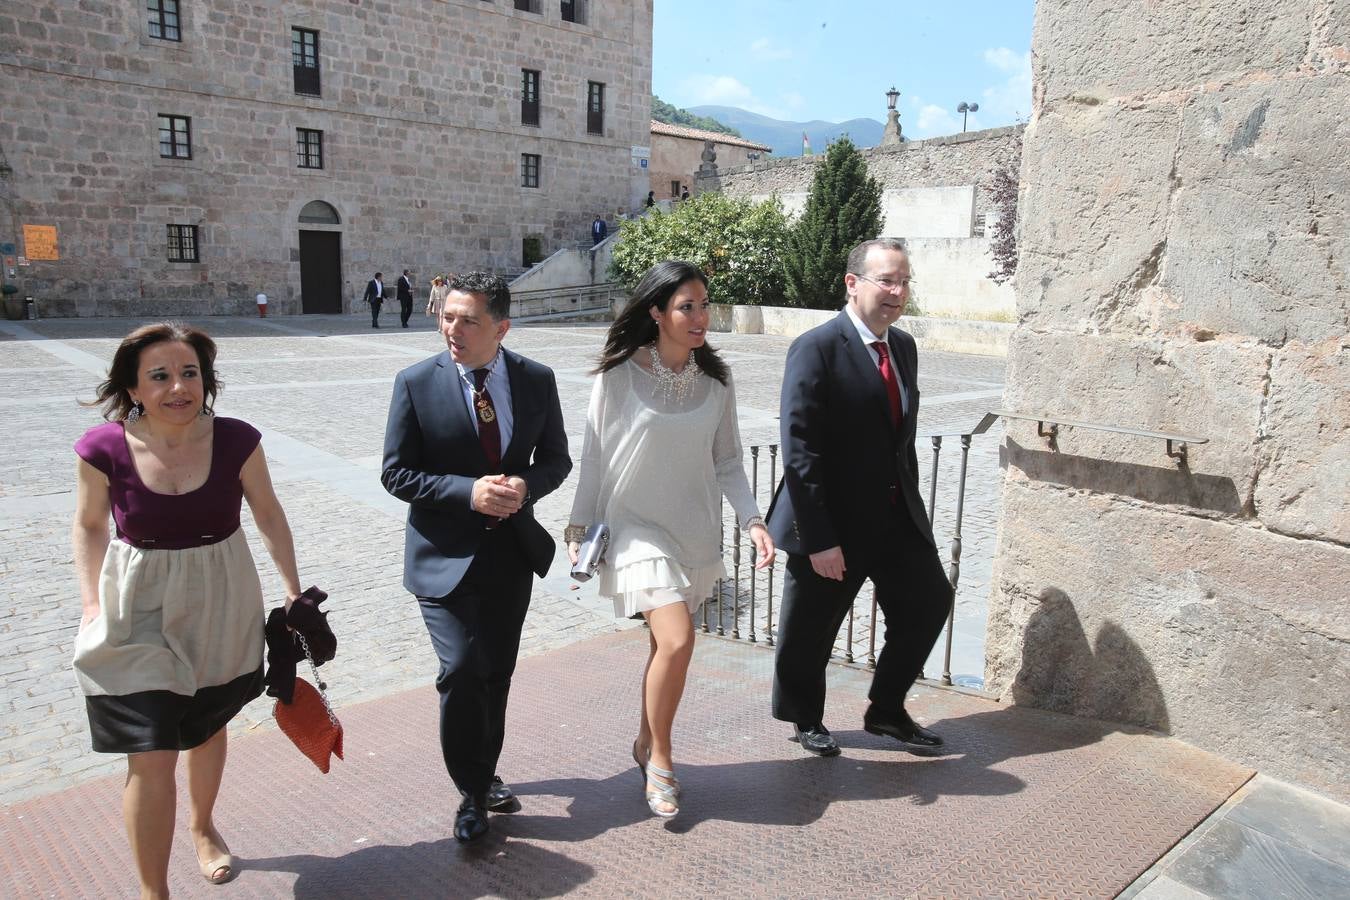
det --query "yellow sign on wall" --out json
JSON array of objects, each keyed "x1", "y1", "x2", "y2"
[{"x1": 23, "y1": 224, "x2": 59, "y2": 261}]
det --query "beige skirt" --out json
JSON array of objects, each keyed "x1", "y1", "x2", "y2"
[{"x1": 73, "y1": 528, "x2": 266, "y2": 697}]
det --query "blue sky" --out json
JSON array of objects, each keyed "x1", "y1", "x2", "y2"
[{"x1": 652, "y1": 0, "x2": 1036, "y2": 139}]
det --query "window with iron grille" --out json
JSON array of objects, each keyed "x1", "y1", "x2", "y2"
[
  {"x1": 167, "y1": 224, "x2": 198, "y2": 262},
  {"x1": 514, "y1": 0, "x2": 542, "y2": 13},
  {"x1": 158, "y1": 115, "x2": 191, "y2": 159},
  {"x1": 670, "y1": 180, "x2": 680, "y2": 198},
  {"x1": 292, "y1": 28, "x2": 320, "y2": 96},
  {"x1": 586, "y1": 81, "x2": 604, "y2": 135},
  {"x1": 296, "y1": 129, "x2": 323, "y2": 169},
  {"x1": 521, "y1": 153, "x2": 540, "y2": 188},
  {"x1": 148, "y1": 0, "x2": 181, "y2": 41},
  {"x1": 561, "y1": 0, "x2": 587, "y2": 24},
  {"x1": 521, "y1": 69, "x2": 540, "y2": 127}
]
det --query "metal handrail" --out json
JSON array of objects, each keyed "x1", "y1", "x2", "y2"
[
  {"x1": 700, "y1": 409, "x2": 1211, "y2": 691},
  {"x1": 994, "y1": 409, "x2": 1207, "y2": 463},
  {"x1": 511, "y1": 281, "x2": 622, "y2": 301}
]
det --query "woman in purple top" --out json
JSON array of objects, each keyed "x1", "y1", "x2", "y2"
[{"x1": 72, "y1": 322, "x2": 304, "y2": 895}]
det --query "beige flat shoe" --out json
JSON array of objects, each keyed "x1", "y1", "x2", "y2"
[{"x1": 194, "y1": 831, "x2": 235, "y2": 885}]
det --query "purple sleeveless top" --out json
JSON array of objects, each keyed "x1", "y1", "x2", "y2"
[{"x1": 74, "y1": 418, "x2": 262, "y2": 550}]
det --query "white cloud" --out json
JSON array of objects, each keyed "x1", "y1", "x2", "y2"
[
  {"x1": 676, "y1": 74, "x2": 786, "y2": 118},
  {"x1": 980, "y1": 47, "x2": 1032, "y2": 123},
  {"x1": 915, "y1": 103, "x2": 960, "y2": 137},
  {"x1": 749, "y1": 37, "x2": 792, "y2": 62}
]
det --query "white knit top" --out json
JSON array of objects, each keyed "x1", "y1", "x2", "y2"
[{"x1": 568, "y1": 355, "x2": 762, "y2": 612}]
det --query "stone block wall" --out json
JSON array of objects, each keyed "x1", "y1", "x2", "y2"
[
  {"x1": 985, "y1": 0, "x2": 1348, "y2": 800},
  {"x1": 704, "y1": 125, "x2": 1023, "y2": 225},
  {"x1": 0, "y1": 0, "x2": 653, "y2": 315}
]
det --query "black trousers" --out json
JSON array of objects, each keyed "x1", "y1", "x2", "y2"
[
  {"x1": 417, "y1": 527, "x2": 533, "y2": 800},
  {"x1": 398, "y1": 296, "x2": 413, "y2": 326},
  {"x1": 771, "y1": 509, "x2": 953, "y2": 726},
  {"x1": 369, "y1": 298, "x2": 382, "y2": 326}
]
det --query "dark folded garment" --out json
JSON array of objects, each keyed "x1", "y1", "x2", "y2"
[{"x1": 264, "y1": 586, "x2": 337, "y2": 704}]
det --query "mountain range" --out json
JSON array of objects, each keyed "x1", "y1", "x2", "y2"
[{"x1": 688, "y1": 106, "x2": 885, "y2": 157}]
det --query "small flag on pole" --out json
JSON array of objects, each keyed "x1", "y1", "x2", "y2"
[{"x1": 802, "y1": 131, "x2": 812, "y2": 156}]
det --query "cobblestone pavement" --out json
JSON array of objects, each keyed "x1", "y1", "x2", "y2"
[{"x1": 0, "y1": 314, "x2": 1004, "y2": 805}]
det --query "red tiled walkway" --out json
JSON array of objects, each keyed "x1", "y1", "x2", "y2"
[{"x1": 1, "y1": 630, "x2": 1251, "y2": 898}]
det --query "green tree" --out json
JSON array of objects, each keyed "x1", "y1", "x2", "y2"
[
  {"x1": 609, "y1": 193, "x2": 789, "y2": 306},
  {"x1": 782, "y1": 136, "x2": 883, "y2": 309}
]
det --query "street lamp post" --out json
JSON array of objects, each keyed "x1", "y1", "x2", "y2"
[{"x1": 957, "y1": 101, "x2": 979, "y2": 132}]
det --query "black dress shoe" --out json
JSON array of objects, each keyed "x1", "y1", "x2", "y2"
[
  {"x1": 454, "y1": 796, "x2": 489, "y2": 843},
  {"x1": 485, "y1": 776, "x2": 520, "y2": 813},
  {"x1": 790, "y1": 723, "x2": 841, "y2": 757},
  {"x1": 863, "y1": 706, "x2": 945, "y2": 754}
]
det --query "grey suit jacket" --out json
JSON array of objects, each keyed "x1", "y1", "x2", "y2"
[{"x1": 381, "y1": 347, "x2": 572, "y2": 598}]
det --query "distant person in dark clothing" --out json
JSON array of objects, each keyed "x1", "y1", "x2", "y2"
[
  {"x1": 645, "y1": 191, "x2": 656, "y2": 209},
  {"x1": 363, "y1": 272, "x2": 385, "y2": 328},
  {"x1": 680, "y1": 186, "x2": 690, "y2": 202},
  {"x1": 591, "y1": 216, "x2": 608, "y2": 246},
  {"x1": 398, "y1": 270, "x2": 414, "y2": 328}
]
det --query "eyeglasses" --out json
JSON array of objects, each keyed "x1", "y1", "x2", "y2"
[{"x1": 856, "y1": 273, "x2": 915, "y2": 292}]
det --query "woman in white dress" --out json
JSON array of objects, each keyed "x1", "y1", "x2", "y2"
[{"x1": 566, "y1": 260, "x2": 774, "y2": 818}]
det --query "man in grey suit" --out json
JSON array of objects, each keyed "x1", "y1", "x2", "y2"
[
  {"x1": 382, "y1": 272, "x2": 571, "y2": 843},
  {"x1": 766, "y1": 238, "x2": 953, "y2": 758}
]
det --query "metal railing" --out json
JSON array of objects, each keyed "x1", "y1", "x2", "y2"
[
  {"x1": 699, "y1": 412, "x2": 1002, "y2": 687},
  {"x1": 696, "y1": 410, "x2": 1207, "y2": 687},
  {"x1": 510, "y1": 282, "x2": 624, "y2": 319}
]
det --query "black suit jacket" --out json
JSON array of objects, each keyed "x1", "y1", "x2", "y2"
[
  {"x1": 766, "y1": 310, "x2": 935, "y2": 558},
  {"x1": 381, "y1": 348, "x2": 572, "y2": 598},
  {"x1": 363, "y1": 279, "x2": 385, "y2": 303},
  {"x1": 397, "y1": 275, "x2": 413, "y2": 301}
]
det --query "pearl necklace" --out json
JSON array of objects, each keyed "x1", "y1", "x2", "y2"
[{"x1": 646, "y1": 344, "x2": 701, "y2": 404}]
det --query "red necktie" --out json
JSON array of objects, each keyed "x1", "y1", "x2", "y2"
[
  {"x1": 472, "y1": 368, "x2": 501, "y2": 470},
  {"x1": 872, "y1": 341, "x2": 901, "y2": 427}
]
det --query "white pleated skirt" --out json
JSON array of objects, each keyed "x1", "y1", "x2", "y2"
[{"x1": 599, "y1": 555, "x2": 724, "y2": 619}]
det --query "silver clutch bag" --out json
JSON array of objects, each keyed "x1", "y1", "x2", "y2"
[{"x1": 570, "y1": 523, "x2": 610, "y2": 582}]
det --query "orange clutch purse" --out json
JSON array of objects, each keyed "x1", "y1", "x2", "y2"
[{"x1": 274, "y1": 632, "x2": 344, "y2": 774}]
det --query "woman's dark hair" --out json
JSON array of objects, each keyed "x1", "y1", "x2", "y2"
[
  {"x1": 85, "y1": 321, "x2": 222, "y2": 421},
  {"x1": 594, "y1": 260, "x2": 728, "y2": 384}
]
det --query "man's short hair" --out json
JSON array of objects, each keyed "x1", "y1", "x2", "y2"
[
  {"x1": 448, "y1": 272, "x2": 511, "y2": 320},
  {"x1": 845, "y1": 238, "x2": 909, "y2": 276}
]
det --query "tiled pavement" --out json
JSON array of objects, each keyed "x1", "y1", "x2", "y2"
[{"x1": 1, "y1": 629, "x2": 1256, "y2": 899}]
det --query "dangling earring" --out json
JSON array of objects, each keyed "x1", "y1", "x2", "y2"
[
  {"x1": 199, "y1": 405, "x2": 213, "y2": 418},
  {"x1": 126, "y1": 401, "x2": 144, "y2": 424}
]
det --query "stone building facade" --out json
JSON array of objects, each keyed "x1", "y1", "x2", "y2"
[
  {"x1": 648, "y1": 121, "x2": 771, "y2": 201},
  {"x1": 0, "y1": 0, "x2": 653, "y2": 316},
  {"x1": 984, "y1": 1, "x2": 1348, "y2": 800},
  {"x1": 705, "y1": 126, "x2": 1023, "y2": 319}
]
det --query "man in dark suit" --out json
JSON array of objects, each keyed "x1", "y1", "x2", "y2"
[
  {"x1": 363, "y1": 272, "x2": 385, "y2": 328},
  {"x1": 381, "y1": 272, "x2": 571, "y2": 843},
  {"x1": 397, "y1": 269, "x2": 414, "y2": 328},
  {"x1": 590, "y1": 215, "x2": 608, "y2": 246},
  {"x1": 766, "y1": 238, "x2": 953, "y2": 758}
]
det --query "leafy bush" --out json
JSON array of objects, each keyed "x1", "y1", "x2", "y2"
[{"x1": 609, "y1": 193, "x2": 789, "y2": 306}]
